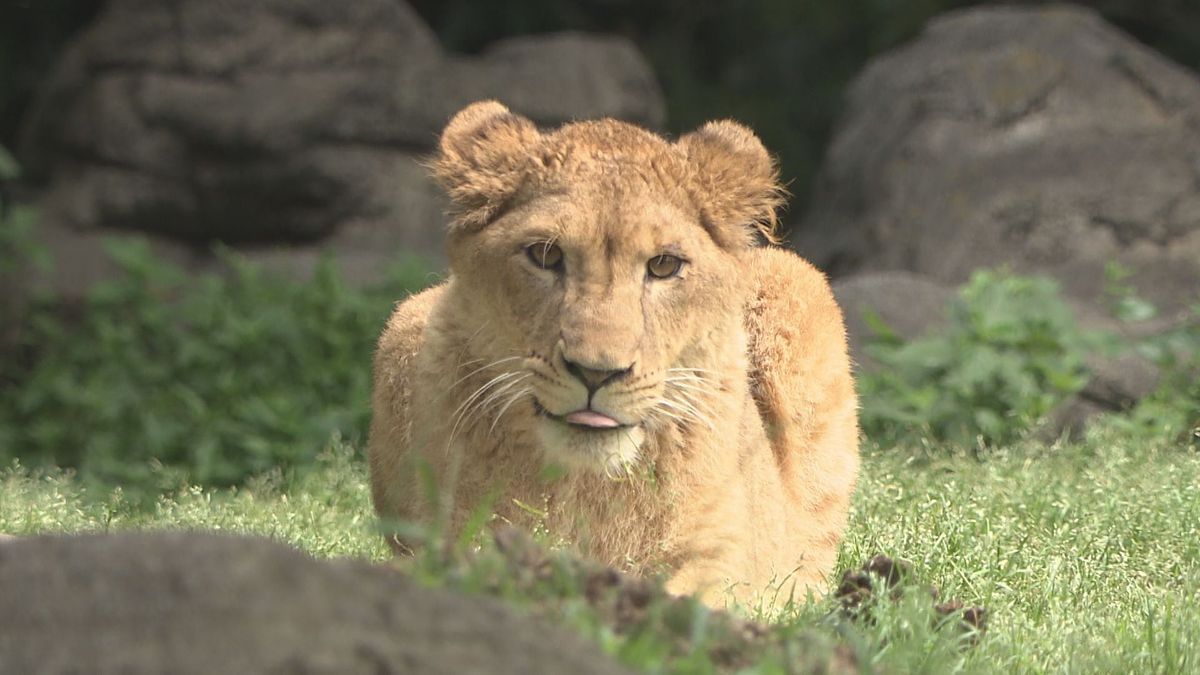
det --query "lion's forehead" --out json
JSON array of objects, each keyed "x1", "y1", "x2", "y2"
[
  {"x1": 523, "y1": 161, "x2": 699, "y2": 243},
  {"x1": 534, "y1": 121, "x2": 688, "y2": 186},
  {"x1": 524, "y1": 189, "x2": 702, "y2": 259}
]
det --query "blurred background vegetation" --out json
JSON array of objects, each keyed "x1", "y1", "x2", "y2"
[{"x1": 3, "y1": 0, "x2": 1199, "y2": 213}]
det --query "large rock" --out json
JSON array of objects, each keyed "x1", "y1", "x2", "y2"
[
  {"x1": 0, "y1": 532, "x2": 631, "y2": 675},
  {"x1": 796, "y1": 4, "x2": 1200, "y2": 319},
  {"x1": 19, "y1": 0, "x2": 663, "y2": 254}
]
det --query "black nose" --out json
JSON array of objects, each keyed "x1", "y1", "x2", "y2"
[{"x1": 562, "y1": 359, "x2": 632, "y2": 392}]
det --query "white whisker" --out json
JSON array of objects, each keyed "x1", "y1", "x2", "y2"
[
  {"x1": 650, "y1": 399, "x2": 689, "y2": 426},
  {"x1": 667, "y1": 366, "x2": 721, "y2": 378},
  {"x1": 657, "y1": 397, "x2": 715, "y2": 432},
  {"x1": 663, "y1": 379, "x2": 712, "y2": 396},
  {"x1": 489, "y1": 386, "x2": 531, "y2": 434},
  {"x1": 449, "y1": 371, "x2": 527, "y2": 446},
  {"x1": 453, "y1": 370, "x2": 523, "y2": 421},
  {"x1": 474, "y1": 375, "x2": 530, "y2": 423},
  {"x1": 668, "y1": 383, "x2": 717, "y2": 413},
  {"x1": 449, "y1": 355, "x2": 525, "y2": 390}
]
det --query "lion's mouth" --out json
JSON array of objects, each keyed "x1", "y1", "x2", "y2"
[{"x1": 533, "y1": 400, "x2": 635, "y2": 431}]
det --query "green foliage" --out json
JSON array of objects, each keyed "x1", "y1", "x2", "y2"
[
  {"x1": 859, "y1": 269, "x2": 1098, "y2": 447},
  {"x1": 0, "y1": 204, "x2": 47, "y2": 277},
  {"x1": 1089, "y1": 261, "x2": 1199, "y2": 446},
  {"x1": 0, "y1": 236, "x2": 434, "y2": 492},
  {"x1": 1102, "y1": 303, "x2": 1200, "y2": 448},
  {"x1": 0, "y1": 144, "x2": 19, "y2": 183},
  {"x1": 1104, "y1": 261, "x2": 1159, "y2": 324}
]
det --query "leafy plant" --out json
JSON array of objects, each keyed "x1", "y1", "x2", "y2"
[
  {"x1": 859, "y1": 269, "x2": 1098, "y2": 447},
  {"x1": 1104, "y1": 261, "x2": 1159, "y2": 324},
  {"x1": 0, "y1": 146, "x2": 45, "y2": 277},
  {"x1": 0, "y1": 191, "x2": 49, "y2": 355},
  {"x1": 1086, "y1": 261, "x2": 1199, "y2": 447},
  {"x1": 1102, "y1": 301, "x2": 1200, "y2": 448},
  {"x1": 0, "y1": 143, "x2": 18, "y2": 184},
  {"x1": 0, "y1": 236, "x2": 433, "y2": 493},
  {"x1": 0, "y1": 205, "x2": 48, "y2": 279}
]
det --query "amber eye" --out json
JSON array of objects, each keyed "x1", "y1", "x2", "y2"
[
  {"x1": 526, "y1": 242, "x2": 564, "y2": 270},
  {"x1": 647, "y1": 254, "x2": 684, "y2": 279}
]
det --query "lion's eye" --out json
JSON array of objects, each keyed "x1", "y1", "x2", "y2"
[
  {"x1": 647, "y1": 254, "x2": 684, "y2": 279},
  {"x1": 526, "y1": 242, "x2": 564, "y2": 270}
]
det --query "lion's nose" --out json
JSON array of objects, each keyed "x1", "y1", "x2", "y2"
[{"x1": 562, "y1": 358, "x2": 632, "y2": 393}]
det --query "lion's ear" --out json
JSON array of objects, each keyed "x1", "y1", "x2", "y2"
[
  {"x1": 430, "y1": 100, "x2": 540, "y2": 229},
  {"x1": 678, "y1": 120, "x2": 785, "y2": 248}
]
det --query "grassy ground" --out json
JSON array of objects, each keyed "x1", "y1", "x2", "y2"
[
  {"x1": 3, "y1": 431, "x2": 1197, "y2": 673},
  {"x1": 842, "y1": 433, "x2": 1200, "y2": 673}
]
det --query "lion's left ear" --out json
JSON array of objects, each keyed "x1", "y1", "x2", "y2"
[
  {"x1": 430, "y1": 100, "x2": 541, "y2": 230},
  {"x1": 678, "y1": 120, "x2": 785, "y2": 248}
]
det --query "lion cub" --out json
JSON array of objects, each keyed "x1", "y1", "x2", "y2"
[{"x1": 369, "y1": 101, "x2": 859, "y2": 608}]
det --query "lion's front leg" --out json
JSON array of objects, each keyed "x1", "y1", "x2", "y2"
[
  {"x1": 664, "y1": 560, "x2": 744, "y2": 607},
  {"x1": 658, "y1": 486, "x2": 755, "y2": 607}
]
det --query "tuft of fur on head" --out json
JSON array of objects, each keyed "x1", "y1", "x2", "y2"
[{"x1": 678, "y1": 120, "x2": 787, "y2": 247}]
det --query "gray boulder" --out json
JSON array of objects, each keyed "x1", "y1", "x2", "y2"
[
  {"x1": 796, "y1": 4, "x2": 1200, "y2": 319},
  {"x1": 19, "y1": 0, "x2": 663, "y2": 251},
  {"x1": 0, "y1": 531, "x2": 631, "y2": 675}
]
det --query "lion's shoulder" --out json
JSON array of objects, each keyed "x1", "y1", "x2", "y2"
[{"x1": 374, "y1": 283, "x2": 447, "y2": 396}]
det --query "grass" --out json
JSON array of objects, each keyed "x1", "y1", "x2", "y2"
[
  {"x1": 841, "y1": 431, "x2": 1200, "y2": 673},
  {"x1": 0, "y1": 441, "x2": 386, "y2": 562},
  {"x1": 4, "y1": 430, "x2": 1198, "y2": 673}
]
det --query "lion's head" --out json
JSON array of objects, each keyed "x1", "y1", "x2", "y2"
[{"x1": 429, "y1": 101, "x2": 784, "y2": 474}]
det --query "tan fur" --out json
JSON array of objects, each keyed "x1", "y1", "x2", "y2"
[{"x1": 369, "y1": 101, "x2": 859, "y2": 608}]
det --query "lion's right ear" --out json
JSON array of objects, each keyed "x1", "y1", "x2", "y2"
[{"x1": 429, "y1": 100, "x2": 540, "y2": 230}]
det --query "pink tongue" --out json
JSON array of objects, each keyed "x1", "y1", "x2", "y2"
[{"x1": 564, "y1": 410, "x2": 621, "y2": 428}]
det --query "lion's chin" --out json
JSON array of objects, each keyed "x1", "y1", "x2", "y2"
[{"x1": 535, "y1": 417, "x2": 645, "y2": 477}]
